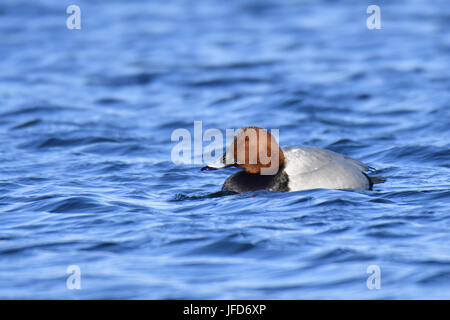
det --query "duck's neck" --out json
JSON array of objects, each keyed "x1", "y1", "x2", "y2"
[{"x1": 222, "y1": 165, "x2": 289, "y2": 193}]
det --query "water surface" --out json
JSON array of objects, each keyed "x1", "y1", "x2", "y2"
[{"x1": 0, "y1": 0, "x2": 449, "y2": 299}]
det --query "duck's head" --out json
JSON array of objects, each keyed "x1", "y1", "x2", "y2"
[{"x1": 202, "y1": 126, "x2": 284, "y2": 175}]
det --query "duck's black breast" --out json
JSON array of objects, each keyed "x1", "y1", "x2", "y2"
[{"x1": 222, "y1": 169, "x2": 290, "y2": 193}]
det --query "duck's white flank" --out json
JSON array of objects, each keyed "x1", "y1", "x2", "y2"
[{"x1": 282, "y1": 146, "x2": 371, "y2": 191}]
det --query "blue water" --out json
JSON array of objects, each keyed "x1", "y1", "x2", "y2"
[{"x1": 0, "y1": 0, "x2": 449, "y2": 299}]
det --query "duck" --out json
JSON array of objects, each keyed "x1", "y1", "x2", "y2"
[{"x1": 201, "y1": 126, "x2": 385, "y2": 193}]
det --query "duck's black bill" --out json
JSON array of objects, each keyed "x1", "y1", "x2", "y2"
[
  {"x1": 201, "y1": 165, "x2": 218, "y2": 171},
  {"x1": 201, "y1": 163, "x2": 235, "y2": 171},
  {"x1": 200, "y1": 153, "x2": 236, "y2": 171}
]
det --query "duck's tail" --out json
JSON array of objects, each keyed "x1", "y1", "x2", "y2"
[{"x1": 364, "y1": 173, "x2": 386, "y2": 190}]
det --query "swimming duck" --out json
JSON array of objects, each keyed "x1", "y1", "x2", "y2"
[{"x1": 201, "y1": 126, "x2": 384, "y2": 193}]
